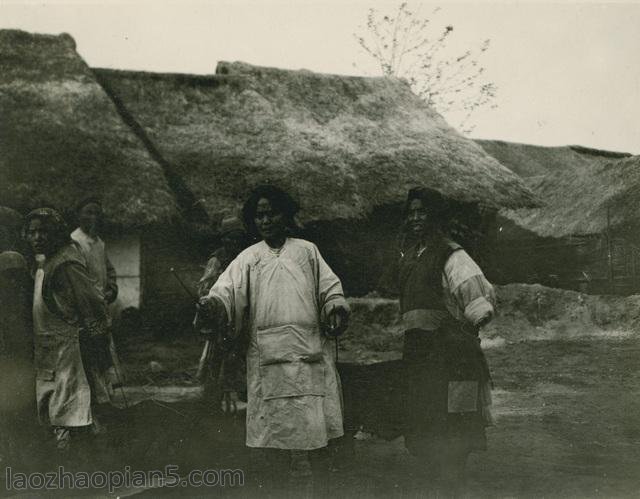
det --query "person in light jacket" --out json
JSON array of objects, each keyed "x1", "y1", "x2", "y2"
[{"x1": 24, "y1": 207, "x2": 110, "y2": 452}]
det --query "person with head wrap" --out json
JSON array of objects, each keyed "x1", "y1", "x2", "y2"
[
  {"x1": 198, "y1": 185, "x2": 349, "y2": 493},
  {"x1": 197, "y1": 215, "x2": 247, "y2": 298},
  {"x1": 23, "y1": 207, "x2": 111, "y2": 453},
  {"x1": 0, "y1": 207, "x2": 34, "y2": 464},
  {"x1": 71, "y1": 197, "x2": 118, "y2": 305},
  {"x1": 70, "y1": 197, "x2": 123, "y2": 388},
  {"x1": 396, "y1": 187, "x2": 496, "y2": 496},
  {"x1": 196, "y1": 215, "x2": 248, "y2": 412}
]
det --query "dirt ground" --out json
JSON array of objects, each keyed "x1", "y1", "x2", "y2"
[{"x1": 3, "y1": 284, "x2": 639, "y2": 498}]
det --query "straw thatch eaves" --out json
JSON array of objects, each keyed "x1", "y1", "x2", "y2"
[
  {"x1": 94, "y1": 62, "x2": 536, "y2": 225},
  {"x1": 0, "y1": 30, "x2": 179, "y2": 228},
  {"x1": 477, "y1": 140, "x2": 639, "y2": 238}
]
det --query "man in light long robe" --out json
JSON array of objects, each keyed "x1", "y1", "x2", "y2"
[
  {"x1": 70, "y1": 197, "x2": 122, "y2": 390},
  {"x1": 200, "y1": 186, "x2": 349, "y2": 490}
]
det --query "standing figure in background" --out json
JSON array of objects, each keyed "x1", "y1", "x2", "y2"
[
  {"x1": 197, "y1": 215, "x2": 247, "y2": 298},
  {"x1": 199, "y1": 185, "x2": 349, "y2": 494},
  {"x1": 71, "y1": 198, "x2": 123, "y2": 388},
  {"x1": 0, "y1": 207, "x2": 33, "y2": 465},
  {"x1": 24, "y1": 208, "x2": 111, "y2": 453},
  {"x1": 397, "y1": 187, "x2": 496, "y2": 496},
  {"x1": 196, "y1": 215, "x2": 247, "y2": 411}
]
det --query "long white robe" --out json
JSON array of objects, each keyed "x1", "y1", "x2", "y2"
[
  {"x1": 71, "y1": 227, "x2": 124, "y2": 387},
  {"x1": 207, "y1": 237, "x2": 348, "y2": 450}
]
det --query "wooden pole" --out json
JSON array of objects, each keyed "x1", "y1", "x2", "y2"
[
  {"x1": 606, "y1": 205, "x2": 614, "y2": 293},
  {"x1": 632, "y1": 243, "x2": 638, "y2": 291}
]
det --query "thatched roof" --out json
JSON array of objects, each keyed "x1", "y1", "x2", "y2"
[
  {"x1": 477, "y1": 140, "x2": 639, "y2": 237},
  {"x1": 94, "y1": 62, "x2": 536, "y2": 224},
  {"x1": 0, "y1": 30, "x2": 179, "y2": 228}
]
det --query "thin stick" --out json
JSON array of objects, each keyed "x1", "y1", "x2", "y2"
[
  {"x1": 195, "y1": 340, "x2": 212, "y2": 381},
  {"x1": 169, "y1": 267, "x2": 197, "y2": 300},
  {"x1": 112, "y1": 367, "x2": 130, "y2": 408},
  {"x1": 151, "y1": 398, "x2": 187, "y2": 418}
]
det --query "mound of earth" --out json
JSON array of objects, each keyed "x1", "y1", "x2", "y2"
[
  {"x1": 488, "y1": 283, "x2": 640, "y2": 341},
  {"x1": 339, "y1": 284, "x2": 640, "y2": 364}
]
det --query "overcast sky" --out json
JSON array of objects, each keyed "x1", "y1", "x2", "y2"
[{"x1": 2, "y1": 0, "x2": 639, "y2": 154}]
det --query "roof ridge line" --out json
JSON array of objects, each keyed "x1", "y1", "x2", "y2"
[{"x1": 92, "y1": 68, "x2": 210, "y2": 226}]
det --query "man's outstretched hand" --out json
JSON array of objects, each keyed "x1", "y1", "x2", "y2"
[
  {"x1": 194, "y1": 297, "x2": 227, "y2": 336},
  {"x1": 325, "y1": 308, "x2": 349, "y2": 337}
]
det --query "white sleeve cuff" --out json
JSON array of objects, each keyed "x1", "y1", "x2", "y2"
[{"x1": 464, "y1": 296, "x2": 494, "y2": 325}]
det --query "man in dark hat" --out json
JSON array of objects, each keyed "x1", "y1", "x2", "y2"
[
  {"x1": 197, "y1": 215, "x2": 247, "y2": 298},
  {"x1": 71, "y1": 197, "x2": 123, "y2": 389},
  {"x1": 0, "y1": 207, "x2": 34, "y2": 465},
  {"x1": 24, "y1": 207, "x2": 111, "y2": 453}
]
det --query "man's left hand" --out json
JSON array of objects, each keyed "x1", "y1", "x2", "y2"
[
  {"x1": 104, "y1": 288, "x2": 117, "y2": 305},
  {"x1": 476, "y1": 313, "x2": 493, "y2": 329},
  {"x1": 326, "y1": 309, "x2": 348, "y2": 337}
]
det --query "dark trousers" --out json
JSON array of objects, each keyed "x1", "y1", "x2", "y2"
[{"x1": 402, "y1": 327, "x2": 488, "y2": 460}]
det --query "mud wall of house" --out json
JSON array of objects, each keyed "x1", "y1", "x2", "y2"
[
  {"x1": 494, "y1": 225, "x2": 640, "y2": 295},
  {"x1": 304, "y1": 205, "x2": 403, "y2": 297},
  {"x1": 306, "y1": 204, "x2": 497, "y2": 297},
  {"x1": 607, "y1": 233, "x2": 640, "y2": 294},
  {"x1": 494, "y1": 235, "x2": 580, "y2": 287},
  {"x1": 104, "y1": 233, "x2": 141, "y2": 317},
  {"x1": 140, "y1": 228, "x2": 210, "y2": 336}
]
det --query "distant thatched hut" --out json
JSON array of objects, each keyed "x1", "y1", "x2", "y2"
[
  {"x1": 0, "y1": 30, "x2": 181, "y2": 316},
  {"x1": 477, "y1": 140, "x2": 639, "y2": 294},
  {"x1": 94, "y1": 62, "x2": 535, "y2": 294}
]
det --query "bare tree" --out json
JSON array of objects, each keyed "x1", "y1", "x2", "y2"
[{"x1": 355, "y1": 3, "x2": 497, "y2": 134}]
